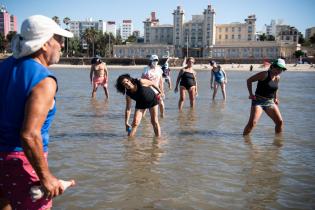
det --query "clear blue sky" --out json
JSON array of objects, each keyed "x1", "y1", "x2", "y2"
[{"x1": 2, "y1": 0, "x2": 314, "y2": 36}]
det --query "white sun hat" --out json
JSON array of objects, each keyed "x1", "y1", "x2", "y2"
[
  {"x1": 149, "y1": 54, "x2": 159, "y2": 61},
  {"x1": 11, "y1": 15, "x2": 73, "y2": 59}
]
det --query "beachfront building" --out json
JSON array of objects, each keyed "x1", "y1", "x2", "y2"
[
  {"x1": 121, "y1": 20, "x2": 133, "y2": 41},
  {"x1": 215, "y1": 15, "x2": 257, "y2": 44},
  {"x1": 69, "y1": 18, "x2": 106, "y2": 38},
  {"x1": 0, "y1": 5, "x2": 17, "y2": 37},
  {"x1": 113, "y1": 43, "x2": 174, "y2": 58},
  {"x1": 144, "y1": 12, "x2": 173, "y2": 45},
  {"x1": 305, "y1": 27, "x2": 315, "y2": 41},
  {"x1": 212, "y1": 41, "x2": 299, "y2": 59},
  {"x1": 276, "y1": 25, "x2": 300, "y2": 44},
  {"x1": 106, "y1": 21, "x2": 117, "y2": 37}
]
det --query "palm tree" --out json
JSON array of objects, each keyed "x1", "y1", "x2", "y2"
[
  {"x1": 52, "y1": 16, "x2": 60, "y2": 25},
  {"x1": 82, "y1": 28, "x2": 98, "y2": 57},
  {"x1": 63, "y1": 17, "x2": 71, "y2": 57}
]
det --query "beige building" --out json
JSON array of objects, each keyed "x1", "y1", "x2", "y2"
[
  {"x1": 305, "y1": 27, "x2": 315, "y2": 41},
  {"x1": 113, "y1": 44, "x2": 174, "y2": 58},
  {"x1": 216, "y1": 15, "x2": 256, "y2": 43},
  {"x1": 212, "y1": 41, "x2": 299, "y2": 59}
]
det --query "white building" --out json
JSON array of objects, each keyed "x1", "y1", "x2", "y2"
[
  {"x1": 121, "y1": 20, "x2": 133, "y2": 40},
  {"x1": 106, "y1": 21, "x2": 116, "y2": 36},
  {"x1": 305, "y1": 27, "x2": 315, "y2": 41},
  {"x1": 69, "y1": 18, "x2": 106, "y2": 38}
]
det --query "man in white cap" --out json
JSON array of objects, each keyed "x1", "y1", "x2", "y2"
[{"x1": 0, "y1": 15, "x2": 74, "y2": 209}]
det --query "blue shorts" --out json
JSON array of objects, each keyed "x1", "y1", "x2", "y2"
[{"x1": 252, "y1": 97, "x2": 275, "y2": 111}]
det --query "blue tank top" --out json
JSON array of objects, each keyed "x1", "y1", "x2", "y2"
[
  {"x1": 0, "y1": 56, "x2": 57, "y2": 152},
  {"x1": 213, "y1": 66, "x2": 225, "y2": 82}
]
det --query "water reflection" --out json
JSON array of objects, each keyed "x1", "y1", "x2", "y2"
[{"x1": 243, "y1": 135, "x2": 283, "y2": 209}]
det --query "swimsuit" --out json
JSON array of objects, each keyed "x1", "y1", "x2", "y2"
[
  {"x1": 213, "y1": 68, "x2": 225, "y2": 83},
  {"x1": 180, "y1": 71, "x2": 196, "y2": 90},
  {"x1": 126, "y1": 79, "x2": 159, "y2": 109},
  {"x1": 93, "y1": 76, "x2": 108, "y2": 88}
]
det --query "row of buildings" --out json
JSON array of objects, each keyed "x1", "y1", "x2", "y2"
[
  {"x1": 0, "y1": 5, "x2": 17, "y2": 38},
  {"x1": 113, "y1": 4, "x2": 308, "y2": 59},
  {"x1": 68, "y1": 18, "x2": 135, "y2": 41}
]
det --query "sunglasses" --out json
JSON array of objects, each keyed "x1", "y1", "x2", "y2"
[
  {"x1": 152, "y1": 59, "x2": 159, "y2": 62},
  {"x1": 53, "y1": 34, "x2": 65, "y2": 44}
]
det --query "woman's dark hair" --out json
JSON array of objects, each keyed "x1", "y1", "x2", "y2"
[{"x1": 115, "y1": 74, "x2": 136, "y2": 95}]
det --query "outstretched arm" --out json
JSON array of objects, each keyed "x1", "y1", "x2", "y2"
[
  {"x1": 90, "y1": 66, "x2": 94, "y2": 84},
  {"x1": 21, "y1": 77, "x2": 63, "y2": 199},
  {"x1": 246, "y1": 71, "x2": 267, "y2": 99},
  {"x1": 174, "y1": 69, "x2": 184, "y2": 93},
  {"x1": 125, "y1": 96, "x2": 132, "y2": 129}
]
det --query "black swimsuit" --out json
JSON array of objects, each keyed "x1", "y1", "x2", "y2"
[
  {"x1": 255, "y1": 70, "x2": 278, "y2": 99},
  {"x1": 126, "y1": 79, "x2": 158, "y2": 109},
  {"x1": 180, "y1": 71, "x2": 196, "y2": 90}
]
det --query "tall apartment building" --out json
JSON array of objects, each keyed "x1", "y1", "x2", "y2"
[
  {"x1": 265, "y1": 20, "x2": 277, "y2": 36},
  {"x1": 106, "y1": 21, "x2": 116, "y2": 36},
  {"x1": 216, "y1": 15, "x2": 256, "y2": 44},
  {"x1": 0, "y1": 5, "x2": 17, "y2": 37},
  {"x1": 143, "y1": 12, "x2": 173, "y2": 45},
  {"x1": 305, "y1": 27, "x2": 315, "y2": 41},
  {"x1": 121, "y1": 20, "x2": 133, "y2": 40},
  {"x1": 69, "y1": 18, "x2": 106, "y2": 38}
]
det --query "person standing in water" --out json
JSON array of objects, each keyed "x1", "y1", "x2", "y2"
[
  {"x1": 90, "y1": 57, "x2": 109, "y2": 99},
  {"x1": 243, "y1": 58, "x2": 287, "y2": 136},
  {"x1": 115, "y1": 74, "x2": 162, "y2": 137},
  {"x1": 0, "y1": 15, "x2": 74, "y2": 210},
  {"x1": 210, "y1": 60, "x2": 227, "y2": 100},
  {"x1": 142, "y1": 55, "x2": 165, "y2": 117},
  {"x1": 174, "y1": 57, "x2": 198, "y2": 110}
]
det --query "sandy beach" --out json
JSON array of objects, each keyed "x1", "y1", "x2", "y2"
[{"x1": 51, "y1": 63, "x2": 315, "y2": 72}]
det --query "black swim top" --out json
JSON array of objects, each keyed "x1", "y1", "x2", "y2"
[
  {"x1": 126, "y1": 79, "x2": 158, "y2": 109},
  {"x1": 255, "y1": 70, "x2": 278, "y2": 99},
  {"x1": 180, "y1": 71, "x2": 196, "y2": 90}
]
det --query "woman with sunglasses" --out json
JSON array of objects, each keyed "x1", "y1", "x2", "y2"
[
  {"x1": 142, "y1": 55, "x2": 165, "y2": 117},
  {"x1": 243, "y1": 58, "x2": 287, "y2": 136},
  {"x1": 115, "y1": 74, "x2": 162, "y2": 137},
  {"x1": 174, "y1": 57, "x2": 198, "y2": 110}
]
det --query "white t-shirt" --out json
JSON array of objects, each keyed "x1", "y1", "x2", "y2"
[{"x1": 141, "y1": 66, "x2": 163, "y2": 87}]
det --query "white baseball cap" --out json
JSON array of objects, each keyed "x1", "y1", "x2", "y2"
[
  {"x1": 149, "y1": 54, "x2": 159, "y2": 61},
  {"x1": 272, "y1": 58, "x2": 287, "y2": 70},
  {"x1": 12, "y1": 15, "x2": 73, "y2": 58}
]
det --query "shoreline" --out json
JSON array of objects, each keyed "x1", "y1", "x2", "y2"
[{"x1": 50, "y1": 63, "x2": 315, "y2": 72}]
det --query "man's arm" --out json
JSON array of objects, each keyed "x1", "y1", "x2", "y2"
[{"x1": 20, "y1": 77, "x2": 63, "y2": 199}]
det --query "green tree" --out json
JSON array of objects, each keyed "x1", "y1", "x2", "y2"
[
  {"x1": 68, "y1": 37, "x2": 81, "y2": 56},
  {"x1": 294, "y1": 50, "x2": 304, "y2": 58},
  {"x1": 298, "y1": 34, "x2": 305, "y2": 44},
  {"x1": 259, "y1": 33, "x2": 267, "y2": 41},
  {"x1": 125, "y1": 35, "x2": 137, "y2": 43},
  {"x1": 82, "y1": 28, "x2": 98, "y2": 57},
  {"x1": 266, "y1": 35, "x2": 275, "y2": 41},
  {"x1": 0, "y1": 33, "x2": 5, "y2": 53},
  {"x1": 52, "y1": 16, "x2": 60, "y2": 25}
]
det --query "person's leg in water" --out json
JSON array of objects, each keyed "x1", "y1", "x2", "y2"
[
  {"x1": 188, "y1": 86, "x2": 196, "y2": 108},
  {"x1": 149, "y1": 105, "x2": 161, "y2": 137},
  {"x1": 220, "y1": 82, "x2": 226, "y2": 100},
  {"x1": 243, "y1": 105, "x2": 263, "y2": 135},
  {"x1": 159, "y1": 98, "x2": 165, "y2": 118},
  {"x1": 91, "y1": 83, "x2": 98, "y2": 98},
  {"x1": 103, "y1": 86, "x2": 109, "y2": 99},
  {"x1": 178, "y1": 86, "x2": 186, "y2": 110},
  {"x1": 129, "y1": 109, "x2": 145, "y2": 137},
  {"x1": 264, "y1": 105, "x2": 283, "y2": 134},
  {"x1": 212, "y1": 81, "x2": 219, "y2": 100}
]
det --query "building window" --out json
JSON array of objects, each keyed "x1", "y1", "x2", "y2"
[
  {"x1": 225, "y1": 34, "x2": 228, "y2": 39},
  {"x1": 232, "y1": 35, "x2": 234, "y2": 39},
  {"x1": 225, "y1": 28, "x2": 228, "y2": 32},
  {"x1": 219, "y1": 35, "x2": 221, "y2": 39}
]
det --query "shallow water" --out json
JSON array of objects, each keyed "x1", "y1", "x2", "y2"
[{"x1": 49, "y1": 67, "x2": 315, "y2": 210}]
